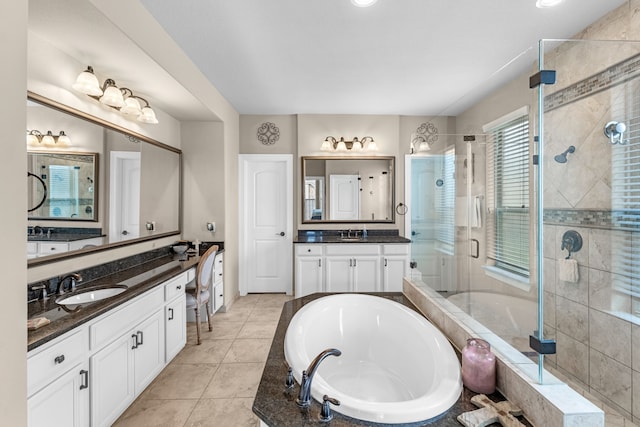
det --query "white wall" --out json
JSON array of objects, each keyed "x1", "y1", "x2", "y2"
[{"x1": 1, "y1": 2, "x2": 28, "y2": 424}]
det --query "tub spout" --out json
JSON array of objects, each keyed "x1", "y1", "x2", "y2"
[{"x1": 296, "y1": 348, "x2": 341, "y2": 408}]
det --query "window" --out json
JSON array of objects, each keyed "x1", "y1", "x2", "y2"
[{"x1": 485, "y1": 110, "x2": 530, "y2": 277}]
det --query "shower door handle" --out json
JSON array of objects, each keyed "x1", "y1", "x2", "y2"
[{"x1": 470, "y1": 239, "x2": 479, "y2": 259}]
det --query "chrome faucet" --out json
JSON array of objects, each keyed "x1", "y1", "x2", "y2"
[
  {"x1": 296, "y1": 348, "x2": 341, "y2": 408},
  {"x1": 56, "y1": 273, "x2": 82, "y2": 295}
]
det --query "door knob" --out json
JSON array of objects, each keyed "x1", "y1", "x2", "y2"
[
  {"x1": 278, "y1": 232, "x2": 285, "y2": 236},
  {"x1": 122, "y1": 230, "x2": 129, "y2": 235}
]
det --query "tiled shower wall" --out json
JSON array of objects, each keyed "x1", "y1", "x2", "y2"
[{"x1": 541, "y1": 14, "x2": 640, "y2": 421}]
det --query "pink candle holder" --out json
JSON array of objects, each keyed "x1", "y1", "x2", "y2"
[{"x1": 461, "y1": 338, "x2": 496, "y2": 394}]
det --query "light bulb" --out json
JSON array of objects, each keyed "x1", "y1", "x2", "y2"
[
  {"x1": 99, "y1": 80, "x2": 124, "y2": 108},
  {"x1": 57, "y1": 131, "x2": 71, "y2": 146},
  {"x1": 72, "y1": 66, "x2": 103, "y2": 96},
  {"x1": 536, "y1": 0, "x2": 562, "y2": 8},
  {"x1": 138, "y1": 105, "x2": 159, "y2": 124},
  {"x1": 120, "y1": 96, "x2": 142, "y2": 116},
  {"x1": 42, "y1": 131, "x2": 55, "y2": 147}
]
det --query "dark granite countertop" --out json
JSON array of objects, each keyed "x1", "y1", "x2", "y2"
[
  {"x1": 294, "y1": 230, "x2": 410, "y2": 244},
  {"x1": 27, "y1": 254, "x2": 200, "y2": 351},
  {"x1": 253, "y1": 293, "x2": 532, "y2": 427}
]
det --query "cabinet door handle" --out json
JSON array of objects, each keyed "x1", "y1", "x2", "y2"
[
  {"x1": 137, "y1": 331, "x2": 144, "y2": 346},
  {"x1": 168, "y1": 308, "x2": 174, "y2": 321},
  {"x1": 176, "y1": 285, "x2": 182, "y2": 290},
  {"x1": 54, "y1": 354, "x2": 65, "y2": 364},
  {"x1": 353, "y1": 259, "x2": 357, "y2": 267},
  {"x1": 349, "y1": 259, "x2": 352, "y2": 267},
  {"x1": 132, "y1": 334, "x2": 138, "y2": 349},
  {"x1": 318, "y1": 259, "x2": 321, "y2": 267},
  {"x1": 384, "y1": 258, "x2": 388, "y2": 267},
  {"x1": 80, "y1": 370, "x2": 89, "y2": 390}
]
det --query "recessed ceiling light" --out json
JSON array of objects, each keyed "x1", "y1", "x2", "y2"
[
  {"x1": 536, "y1": 0, "x2": 563, "y2": 8},
  {"x1": 351, "y1": 0, "x2": 378, "y2": 7}
]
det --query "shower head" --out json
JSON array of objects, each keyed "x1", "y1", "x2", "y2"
[{"x1": 554, "y1": 145, "x2": 575, "y2": 163}]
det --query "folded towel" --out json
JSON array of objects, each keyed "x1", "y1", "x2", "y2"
[
  {"x1": 27, "y1": 317, "x2": 50, "y2": 330},
  {"x1": 558, "y1": 258, "x2": 579, "y2": 283}
]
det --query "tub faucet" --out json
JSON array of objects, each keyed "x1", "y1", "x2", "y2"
[
  {"x1": 56, "y1": 273, "x2": 82, "y2": 295},
  {"x1": 296, "y1": 348, "x2": 341, "y2": 408}
]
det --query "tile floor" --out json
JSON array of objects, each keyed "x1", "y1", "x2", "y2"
[{"x1": 113, "y1": 293, "x2": 292, "y2": 427}]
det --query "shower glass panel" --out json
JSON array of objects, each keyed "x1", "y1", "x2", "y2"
[{"x1": 538, "y1": 39, "x2": 640, "y2": 411}]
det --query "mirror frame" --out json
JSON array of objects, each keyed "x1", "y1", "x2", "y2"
[
  {"x1": 27, "y1": 151, "x2": 99, "y2": 221},
  {"x1": 301, "y1": 155, "x2": 395, "y2": 224},
  {"x1": 27, "y1": 91, "x2": 182, "y2": 267}
]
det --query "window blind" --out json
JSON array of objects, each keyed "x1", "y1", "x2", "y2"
[
  {"x1": 611, "y1": 89, "x2": 640, "y2": 309},
  {"x1": 436, "y1": 148, "x2": 456, "y2": 250},
  {"x1": 486, "y1": 115, "x2": 530, "y2": 277}
]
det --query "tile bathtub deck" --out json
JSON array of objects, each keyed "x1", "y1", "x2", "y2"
[{"x1": 113, "y1": 293, "x2": 293, "y2": 427}]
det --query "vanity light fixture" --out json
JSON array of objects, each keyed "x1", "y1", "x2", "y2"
[
  {"x1": 536, "y1": 0, "x2": 563, "y2": 8},
  {"x1": 72, "y1": 65, "x2": 159, "y2": 124},
  {"x1": 27, "y1": 129, "x2": 71, "y2": 147},
  {"x1": 321, "y1": 136, "x2": 376, "y2": 152}
]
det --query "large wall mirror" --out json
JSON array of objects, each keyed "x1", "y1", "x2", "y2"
[
  {"x1": 27, "y1": 92, "x2": 181, "y2": 266},
  {"x1": 302, "y1": 156, "x2": 395, "y2": 223}
]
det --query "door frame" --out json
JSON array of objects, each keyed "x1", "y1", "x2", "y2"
[{"x1": 238, "y1": 154, "x2": 293, "y2": 296}]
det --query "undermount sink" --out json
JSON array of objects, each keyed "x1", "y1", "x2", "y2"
[{"x1": 55, "y1": 286, "x2": 128, "y2": 306}]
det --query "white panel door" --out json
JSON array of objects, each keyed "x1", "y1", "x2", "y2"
[
  {"x1": 109, "y1": 151, "x2": 141, "y2": 243},
  {"x1": 240, "y1": 155, "x2": 293, "y2": 294},
  {"x1": 329, "y1": 174, "x2": 360, "y2": 220}
]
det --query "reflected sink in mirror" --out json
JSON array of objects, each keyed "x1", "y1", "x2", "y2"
[{"x1": 55, "y1": 285, "x2": 128, "y2": 307}]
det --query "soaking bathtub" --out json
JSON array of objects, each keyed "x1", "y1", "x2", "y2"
[
  {"x1": 284, "y1": 293, "x2": 462, "y2": 424},
  {"x1": 447, "y1": 291, "x2": 537, "y2": 353}
]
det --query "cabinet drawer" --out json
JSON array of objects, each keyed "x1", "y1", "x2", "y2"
[
  {"x1": 90, "y1": 287, "x2": 163, "y2": 351},
  {"x1": 325, "y1": 244, "x2": 379, "y2": 256},
  {"x1": 295, "y1": 245, "x2": 323, "y2": 256},
  {"x1": 28, "y1": 328, "x2": 87, "y2": 396},
  {"x1": 383, "y1": 244, "x2": 409, "y2": 255},
  {"x1": 38, "y1": 242, "x2": 69, "y2": 255},
  {"x1": 164, "y1": 270, "x2": 191, "y2": 302}
]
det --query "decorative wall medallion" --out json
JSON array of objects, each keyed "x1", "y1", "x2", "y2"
[
  {"x1": 257, "y1": 122, "x2": 280, "y2": 145},
  {"x1": 416, "y1": 122, "x2": 439, "y2": 144}
]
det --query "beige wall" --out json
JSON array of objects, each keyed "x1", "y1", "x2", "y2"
[{"x1": 1, "y1": 1, "x2": 28, "y2": 424}]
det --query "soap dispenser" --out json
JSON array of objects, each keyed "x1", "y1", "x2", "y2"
[{"x1": 362, "y1": 225, "x2": 368, "y2": 239}]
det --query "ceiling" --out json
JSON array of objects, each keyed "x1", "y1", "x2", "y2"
[
  {"x1": 29, "y1": 0, "x2": 627, "y2": 120},
  {"x1": 139, "y1": 0, "x2": 626, "y2": 116}
]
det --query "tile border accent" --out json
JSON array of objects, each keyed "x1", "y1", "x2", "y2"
[
  {"x1": 544, "y1": 208, "x2": 640, "y2": 231},
  {"x1": 544, "y1": 52, "x2": 640, "y2": 112},
  {"x1": 403, "y1": 279, "x2": 604, "y2": 427}
]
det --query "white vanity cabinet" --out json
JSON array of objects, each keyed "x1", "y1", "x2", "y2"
[
  {"x1": 325, "y1": 244, "x2": 381, "y2": 293},
  {"x1": 294, "y1": 243, "x2": 408, "y2": 297},
  {"x1": 164, "y1": 269, "x2": 192, "y2": 363},
  {"x1": 294, "y1": 245, "x2": 324, "y2": 297},
  {"x1": 90, "y1": 288, "x2": 165, "y2": 427},
  {"x1": 27, "y1": 266, "x2": 195, "y2": 427},
  {"x1": 212, "y1": 252, "x2": 224, "y2": 312},
  {"x1": 382, "y1": 244, "x2": 410, "y2": 292},
  {"x1": 27, "y1": 329, "x2": 90, "y2": 427},
  {"x1": 28, "y1": 237, "x2": 104, "y2": 259}
]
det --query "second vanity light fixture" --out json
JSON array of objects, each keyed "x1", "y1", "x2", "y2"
[
  {"x1": 72, "y1": 66, "x2": 159, "y2": 124},
  {"x1": 321, "y1": 136, "x2": 378, "y2": 152},
  {"x1": 26, "y1": 129, "x2": 71, "y2": 147}
]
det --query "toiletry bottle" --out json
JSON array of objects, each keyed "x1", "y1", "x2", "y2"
[
  {"x1": 461, "y1": 338, "x2": 496, "y2": 394},
  {"x1": 363, "y1": 225, "x2": 368, "y2": 239}
]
